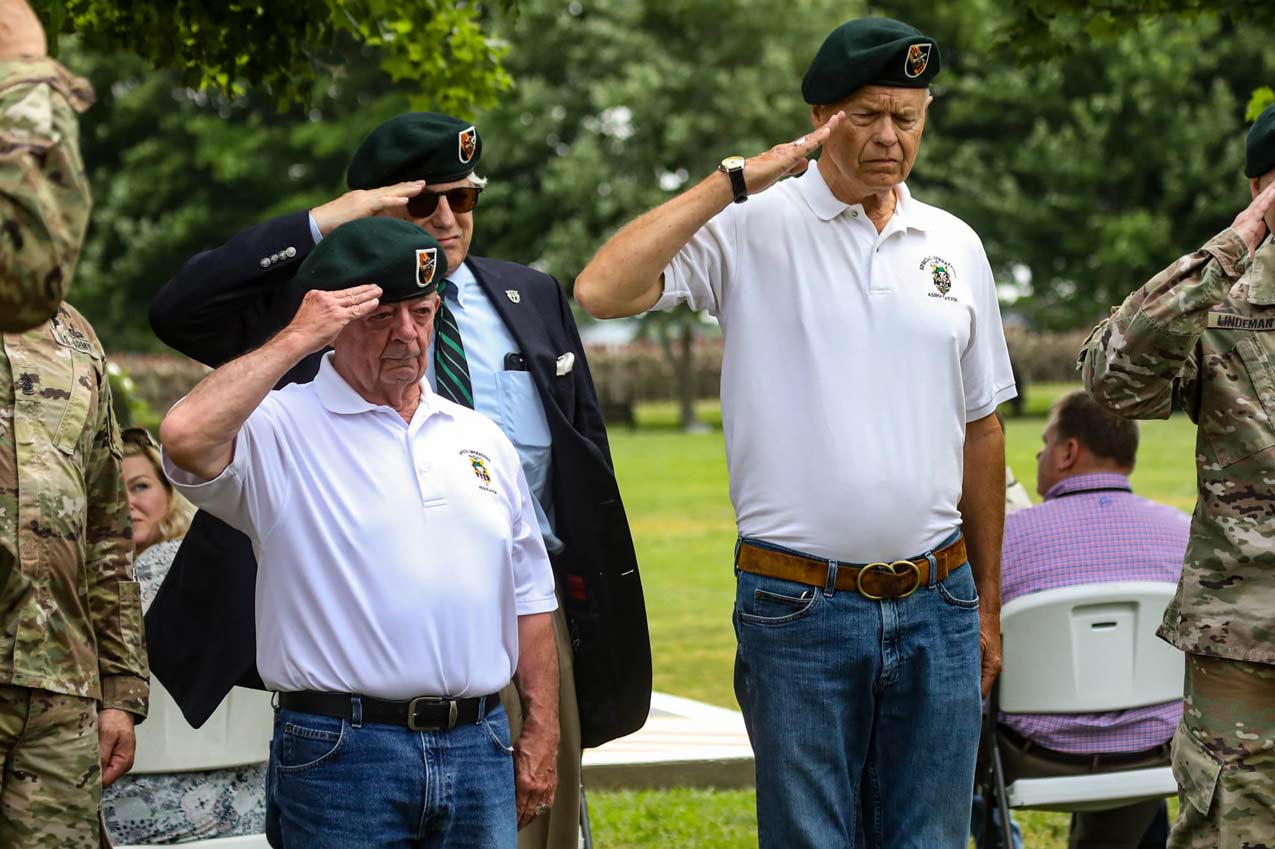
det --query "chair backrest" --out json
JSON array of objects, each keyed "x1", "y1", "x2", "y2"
[
  {"x1": 131, "y1": 678, "x2": 273, "y2": 773},
  {"x1": 998, "y1": 581, "x2": 1183, "y2": 714}
]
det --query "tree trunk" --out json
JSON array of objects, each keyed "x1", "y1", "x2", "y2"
[{"x1": 675, "y1": 320, "x2": 700, "y2": 431}]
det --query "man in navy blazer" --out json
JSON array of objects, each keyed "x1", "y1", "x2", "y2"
[{"x1": 147, "y1": 113, "x2": 651, "y2": 847}]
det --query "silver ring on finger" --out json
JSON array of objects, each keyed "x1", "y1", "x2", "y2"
[
  {"x1": 535, "y1": 803, "x2": 550, "y2": 815},
  {"x1": 794, "y1": 135, "x2": 807, "y2": 146}
]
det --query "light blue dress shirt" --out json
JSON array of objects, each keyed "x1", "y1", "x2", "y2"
[{"x1": 309, "y1": 213, "x2": 561, "y2": 552}]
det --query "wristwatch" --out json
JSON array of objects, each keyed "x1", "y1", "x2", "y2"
[{"x1": 718, "y1": 155, "x2": 747, "y2": 204}]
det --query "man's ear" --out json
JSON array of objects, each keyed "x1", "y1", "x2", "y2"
[
  {"x1": 1058, "y1": 436, "x2": 1082, "y2": 471},
  {"x1": 1252, "y1": 177, "x2": 1262, "y2": 201}
]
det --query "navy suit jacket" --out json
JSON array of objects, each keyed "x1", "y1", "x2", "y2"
[{"x1": 147, "y1": 211, "x2": 651, "y2": 748}]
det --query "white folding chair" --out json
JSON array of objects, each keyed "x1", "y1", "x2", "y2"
[
  {"x1": 114, "y1": 681, "x2": 274, "y2": 849},
  {"x1": 983, "y1": 582, "x2": 1183, "y2": 848}
]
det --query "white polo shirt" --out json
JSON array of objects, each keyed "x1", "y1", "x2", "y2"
[
  {"x1": 658, "y1": 165, "x2": 1016, "y2": 562},
  {"x1": 163, "y1": 354, "x2": 557, "y2": 700}
]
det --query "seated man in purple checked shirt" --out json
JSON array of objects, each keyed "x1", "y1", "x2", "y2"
[{"x1": 995, "y1": 389, "x2": 1189, "y2": 849}]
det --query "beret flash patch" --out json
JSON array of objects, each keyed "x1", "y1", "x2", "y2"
[
  {"x1": 416, "y1": 247, "x2": 438, "y2": 288},
  {"x1": 459, "y1": 126, "x2": 478, "y2": 164},
  {"x1": 905, "y1": 43, "x2": 931, "y2": 79}
]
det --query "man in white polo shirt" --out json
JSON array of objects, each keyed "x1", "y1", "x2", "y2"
[
  {"x1": 160, "y1": 218, "x2": 559, "y2": 848},
  {"x1": 575, "y1": 16, "x2": 1015, "y2": 849}
]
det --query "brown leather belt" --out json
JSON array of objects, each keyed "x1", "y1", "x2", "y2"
[{"x1": 736, "y1": 535, "x2": 967, "y2": 600}]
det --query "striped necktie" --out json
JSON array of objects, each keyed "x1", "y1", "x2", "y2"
[{"x1": 433, "y1": 280, "x2": 474, "y2": 408}]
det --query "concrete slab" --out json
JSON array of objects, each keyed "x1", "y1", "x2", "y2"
[{"x1": 582, "y1": 692, "x2": 755, "y2": 790}]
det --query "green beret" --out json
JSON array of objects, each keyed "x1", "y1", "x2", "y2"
[
  {"x1": 347, "y1": 112, "x2": 482, "y2": 189},
  {"x1": 802, "y1": 17, "x2": 940, "y2": 105},
  {"x1": 293, "y1": 218, "x2": 448, "y2": 305},
  {"x1": 1246, "y1": 104, "x2": 1275, "y2": 179}
]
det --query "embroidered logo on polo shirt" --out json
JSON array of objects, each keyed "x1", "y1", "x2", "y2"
[
  {"x1": 920, "y1": 256, "x2": 958, "y2": 302},
  {"x1": 460, "y1": 449, "x2": 497, "y2": 494}
]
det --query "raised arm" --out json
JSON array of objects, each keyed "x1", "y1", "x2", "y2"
[
  {"x1": 0, "y1": 0, "x2": 94, "y2": 331},
  {"x1": 160, "y1": 285, "x2": 381, "y2": 480},
  {"x1": 1080, "y1": 180, "x2": 1275, "y2": 419},
  {"x1": 573, "y1": 113, "x2": 843, "y2": 319},
  {"x1": 149, "y1": 182, "x2": 424, "y2": 367}
]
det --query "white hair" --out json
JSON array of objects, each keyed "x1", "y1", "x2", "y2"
[{"x1": 468, "y1": 172, "x2": 489, "y2": 189}]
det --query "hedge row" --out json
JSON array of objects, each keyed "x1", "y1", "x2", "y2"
[{"x1": 110, "y1": 328, "x2": 1094, "y2": 419}]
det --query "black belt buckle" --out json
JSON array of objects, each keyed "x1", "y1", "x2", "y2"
[{"x1": 408, "y1": 696, "x2": 459, "y2": 731}]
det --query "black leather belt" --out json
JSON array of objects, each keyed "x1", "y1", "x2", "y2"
[{"x1": 278, "y1": 690, "x2": 500, "y2": 731}]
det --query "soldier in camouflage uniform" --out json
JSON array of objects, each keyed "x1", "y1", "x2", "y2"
[
  {"x1": 1079, "y1": 105, "x2": 1275, "y2": 847},
  {"x1": 0, "y1": 302, "x2": 149, "y2": 846},
  {"x1": 0, "y1": 0, "x2": 94, "y2": 333}
]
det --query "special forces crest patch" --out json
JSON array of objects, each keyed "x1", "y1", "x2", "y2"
[
  {"x1": 919, "y1": 256, "x2": 956, "y2": 300},
  {"x1": 905, "y1": 43, "x2": 932, "y2": 79},
  {"x1": 416, "y1": 248, "x2": 438, "y2": 288},
  {"x1": 458, "y1": 126, "x2": 478, "y2": 164},
  {"x1": 460, "y1": 449, "x2": 497, "y2": 494}
]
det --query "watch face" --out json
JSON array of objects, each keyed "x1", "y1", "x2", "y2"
[{"x1": 721, "y1": 155, "x2": 745, "y2": 170}]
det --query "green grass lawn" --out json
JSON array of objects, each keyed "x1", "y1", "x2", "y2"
[{"x1": 587, "y1": 384, "x2": 1197, "y2": 848}]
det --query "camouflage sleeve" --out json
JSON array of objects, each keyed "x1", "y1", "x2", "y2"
[
  {"x1": 85, "y1": 363, "x2": 149, "y2": 718},
  {"x1": 0, "y1": 59, "x2": 93, "y2": 333},
  {"x1": 1078, "y1": 228, "x2": 1248, "y2": 421}
]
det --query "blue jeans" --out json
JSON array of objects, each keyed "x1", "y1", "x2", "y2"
[
  {"x1": 265, "y1": 698, "x2": 516, "y2": 849},
  {"x1": 971, "y1": 793, "x2": 1024, "y2": 849},
  {"x1": 733, "y1": 534, "x2": 983, "y2": 849}
]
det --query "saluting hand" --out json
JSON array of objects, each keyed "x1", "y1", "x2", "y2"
[
  {"x1": 1234, "y1": 177, "x2": 1275, "y2": 257},
  {"x1": 281, "y1": 285, "x2": 382, "y2": 354},
  {"x1": 0, "y1": 0, "x2": 46, "y2": 59},
  {"x1": 741, "y1": 111, "x2": 845, "y2": 197},
  {"x1": 310, "y1": 181, "x2": 427, "y2": 238}
]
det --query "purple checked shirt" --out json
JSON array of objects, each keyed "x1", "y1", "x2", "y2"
[{"x1": 1000, "y1": 472, "x2": 1190, "y2": 754}]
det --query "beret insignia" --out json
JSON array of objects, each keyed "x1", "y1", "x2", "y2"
[
  {"x1": 417, "y1": 247, "x2": 439, "y2": 289},
  {"x1": 459, "y1": 126, "x2": 478, "y2": 164},
  {"x1": 905, "y1": 43, "x2": 931, "y2": 79}
]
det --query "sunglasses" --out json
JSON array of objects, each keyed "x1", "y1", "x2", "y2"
[
  {"x1": 121, "y1": 426, "x2": 160, "y2": 450},
  {"x1": 406, "y1": 186, "x2": 482, "y2": 219}
]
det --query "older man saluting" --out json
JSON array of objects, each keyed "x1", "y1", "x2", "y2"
[
  {"x1": 160, "y1": 219, "x2": 558, "y2": 848},
  {"x1": 575, "y1": 16, "x2": 1016, "y2": 849}
]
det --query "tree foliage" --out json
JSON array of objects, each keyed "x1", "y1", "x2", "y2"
[
  {"x1": 68, "y1": 0, "x2": 1275, "y2": 351},
  {"x1": 887, "y1": 0, "x2": 1275, "y2": 327},
  {"x1": 998, "y1": 0, "x2": 1275, "y2": 59},
  {"x1": 69, "y1": 40, "x2": 412, "y2": 348},
  {"x1": 33, "y1": 0, "x2": 511, "y2": 112}
]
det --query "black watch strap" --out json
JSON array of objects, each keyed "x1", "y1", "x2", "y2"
[{"x1": 719, "y1": 157, "x2": 747, "y2": 204}]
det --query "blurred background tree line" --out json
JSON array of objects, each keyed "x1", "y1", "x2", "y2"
[{"x1": 39, "y1": 0, "x2": 1275, "y2": 416}]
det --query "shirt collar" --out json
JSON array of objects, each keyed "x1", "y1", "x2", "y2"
[
  {"x1": 443, "y1": 259, "x2": 477, "y2": 309},
  {"x1": 794, "y1": 165, "x2": 927, "y2": 232},
  {"x1": 1246, "y1": 235, "x2": 1275, "y2": 306},
  {"x1": 313, "y1": 352, "x2": 442, "y2": 419},
  {"x1": 1044, "y1": 471, "x2": 1133, "y2": 501}
]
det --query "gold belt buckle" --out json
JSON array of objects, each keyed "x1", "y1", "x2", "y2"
[{"x1": 858, "y1": 560, "x2": 922, "y2": 600}]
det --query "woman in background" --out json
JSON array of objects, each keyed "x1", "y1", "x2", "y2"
[{"x1": 101, "y1": 427, "x2": 268, "y2": 845}]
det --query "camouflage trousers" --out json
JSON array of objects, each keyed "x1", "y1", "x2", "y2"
[
  {"x1": 0, "y1": 684, "x2": 100, "y2": 849},
  {"x1": 1169, "y1": 653, "x2": 1275, "y2": 848}
]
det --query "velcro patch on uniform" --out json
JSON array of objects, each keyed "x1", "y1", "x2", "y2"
[{"x1": 1207, "y1": 312, "x2": 1275, "y2": 331}]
